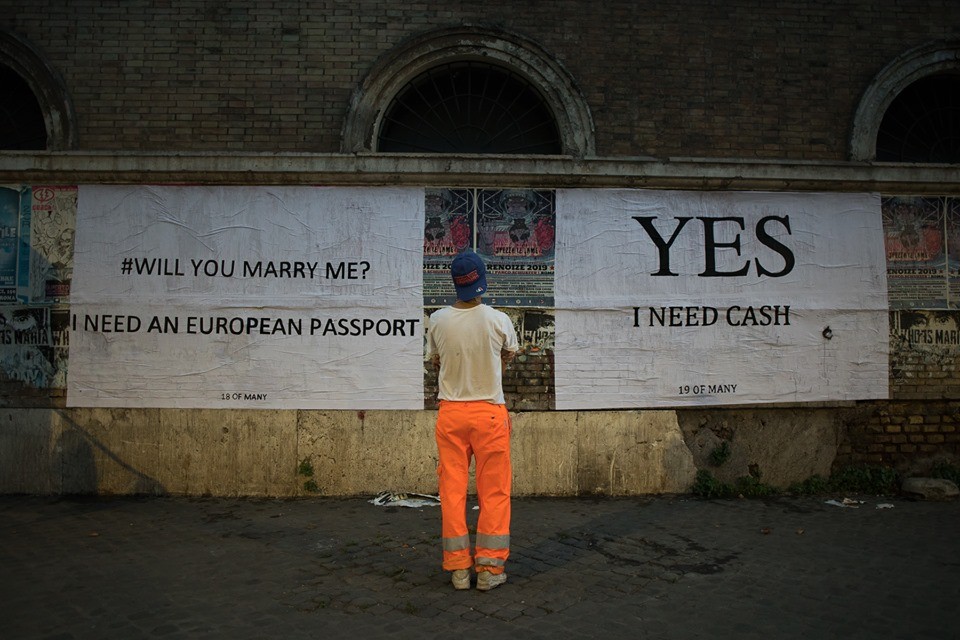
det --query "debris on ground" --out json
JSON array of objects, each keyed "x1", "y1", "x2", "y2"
[
  {"x1": 368, "y1": 491, "x2": 441, "y2": 508},
  {"x1": 825, "y1": 498, "x2": 864, "y2": 508}
]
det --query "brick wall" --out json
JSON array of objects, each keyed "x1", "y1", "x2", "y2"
[
  {"x1": 834, "y1": 310, "x2": 960, "y2": 470},
  {"x1": 837, "y1": 401, "x2": 960, "y2": 471},
  {"x1": 888, "y1": 311, "x2": 960, "y2": 399},
  {"x1": 3, "y1": 0, "x2": 959, "y2": 159}
]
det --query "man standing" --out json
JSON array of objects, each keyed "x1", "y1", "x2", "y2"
[{"x1": 427, "y1": 250, "x2": 519, "y2": 591}]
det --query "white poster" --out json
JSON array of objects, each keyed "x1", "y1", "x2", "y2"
[
  {"x1": 554, "y1": 190, "x2": 889, "y2": 409},
  {"x1": 68, "y1": 186, "x2": 425, "y2": 409}
]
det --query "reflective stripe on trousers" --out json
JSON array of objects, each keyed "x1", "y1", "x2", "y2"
[{"x1": 436, "y1": 400, "x2": 511, "y2": 573}]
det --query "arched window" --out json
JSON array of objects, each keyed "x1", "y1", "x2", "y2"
[
  {"x1": 850, "y1": 41, "x2": 960, "y2": 162},
  {"x1": 875, "y1": 73, "x2": 960, "y2": 163},
  {"x1": 343, "y1": 27, "x2": 594, "y2": 157},
  {"x1": 0, "y1": 64, "x2": 47, "y2": 149},
  {"x1": 378, "y1": 61, "x2": 562, "y2": 154},
  {"x1": 0, "y1": 30, "x2": 77, "y2": 150}
]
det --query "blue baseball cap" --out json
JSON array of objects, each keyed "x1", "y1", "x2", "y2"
[{"x1": 451, "y1": 251, "x2": 488, "y2": 301}]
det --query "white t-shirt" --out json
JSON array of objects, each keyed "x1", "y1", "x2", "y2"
[{"x1": 426, "y1": 304, "x2": 520, "y2": 405}]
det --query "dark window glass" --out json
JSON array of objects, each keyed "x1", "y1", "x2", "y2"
[
  {"x1": 378, "y1": 62, "x2": 562, "y2": 154},
  {"x1": 876, "y1": 73, "x2": 960, "y2": 163},
  {"x1": 0, "y1": 65, "x2": 46, "y2": 150}
]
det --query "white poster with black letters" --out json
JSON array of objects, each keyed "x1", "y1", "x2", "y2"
[
  {"x1": 69, "y1": 185, "x2": 425, "y2": 409},
  {"x1": 554, "y1": 189, "x2": 889, "y2": 409}
]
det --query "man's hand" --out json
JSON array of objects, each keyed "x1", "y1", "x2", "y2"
[{"x1": 431, "y1": 354, "x2": 441, "y2": 371}]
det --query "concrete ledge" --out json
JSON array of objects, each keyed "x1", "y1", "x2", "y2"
[
  {"x1": 2, "y1": 152, "x2": 959, "y2": 193},
  {"x1": 298, "y1": 410, "x2": 437, "y2": 497},
  {"x1": 1, "y1": 406, "x2": 849, "y2": 497},
  {"x1": 0, "y1": 408, "x2": 299, "y2": 496}
]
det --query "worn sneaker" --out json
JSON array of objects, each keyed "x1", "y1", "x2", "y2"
[
  {"x1": 476, "y1": 570, "x2": 507, "y2": 591},
  {"x1": 451, "y1": 569, "x2": 471, "y2": 590}
]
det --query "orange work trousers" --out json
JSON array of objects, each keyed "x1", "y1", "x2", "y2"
[{"x1": 435, "y1": 400, "x2": 511, "y2": 574}]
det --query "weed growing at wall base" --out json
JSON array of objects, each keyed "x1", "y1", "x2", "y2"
[
  {"x1": 298, "y1": 458, "x2": 318, "y2": 493},
  {"x1": 788, "y1": 464, "x2": 901, "y2": 496},
  {"x1": 833, "y1": 464, "x2": 901, "y2": 493},
  {"x1": 692, "y1": 464, "x2": 904, "y2": 498},
  {"x1": 690, "y1": 469, "x2": 778, "y2": 498},
  {"x1": 787, "y1": 465, "x2": 903, "y2": 496},
  {"x1": 931, "y1": 462, "x2": 960, "y2": 485}
]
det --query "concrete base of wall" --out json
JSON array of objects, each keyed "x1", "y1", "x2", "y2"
[{"x1": 0, "y1": 407, "x2": 859, "y2": 497}]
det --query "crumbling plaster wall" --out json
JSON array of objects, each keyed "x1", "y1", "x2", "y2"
[{"x1": 675, "y1": 407, "x2": 856, "y2": 487}]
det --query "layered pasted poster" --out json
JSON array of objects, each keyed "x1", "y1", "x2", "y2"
[
  {"x1": 69, "y1": 186, "x2": 425, "y2": 409},
  {"x1": 0, "y1": 186, "x2": 74, "y2": 391},
  {"x1": 423, "y1": 188, "x2": 555, "y2": 307},
  {"x1": 884, "y1": 196, "x2": 960, "y2": 354},
  {"x1": 1, "y1": 184, "x2": 907, "y2": 408},
  {"x1": 882, "y1": 196, "x2": 960, "y2": 309},
  {"x1": 553, "y1": 190, "x2": 890, "y2": 409}
]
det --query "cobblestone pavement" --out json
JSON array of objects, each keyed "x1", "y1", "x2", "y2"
[{"x1": 1, "y1": 494, "x2": 957, "y2": 639}]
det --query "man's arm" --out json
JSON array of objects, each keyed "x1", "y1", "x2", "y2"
[
  {"x1": 498, "y1": 312, "x2": 520, "y2": 375},
  {"x1": 500, "y1": 348, "x2": 516, "y2": 374}
]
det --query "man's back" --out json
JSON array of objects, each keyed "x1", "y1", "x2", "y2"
[{"x1": 428, "y1": 304, "x2": 517, "y2": 405}]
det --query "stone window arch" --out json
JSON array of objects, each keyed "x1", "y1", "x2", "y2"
[
  {"x1": 378, "y1": 61, "x2": 563, "y2": 154},
  {"x1": 342, "y1": 27, "x2": 595, "y2": 157},
  {"x1": 850, "y1": 41, "x2": 960, "y2": 162},
  {"x1": 0, "y1": 29, "x2": 77, "y2": 150}
]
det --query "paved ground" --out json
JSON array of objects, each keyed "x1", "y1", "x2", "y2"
[{"x1": 1, "y1": 493, "x2": 957, "y2": 639}]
